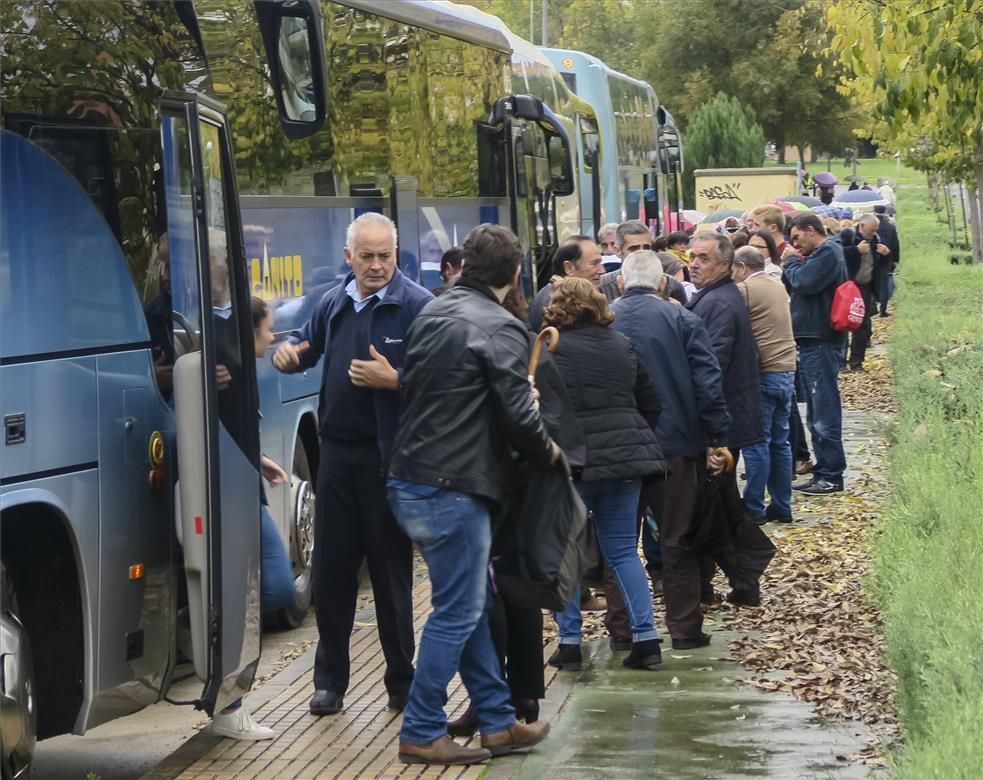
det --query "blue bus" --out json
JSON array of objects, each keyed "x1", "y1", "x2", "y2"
[
  {"x1": 0, "y1": 2, "x2": 580, "y2": 774},
  {"x1": 541, "y1": 48, "x2": 684, "y2": 234}
]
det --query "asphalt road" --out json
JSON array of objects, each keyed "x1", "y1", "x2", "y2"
[{"x1": 30, "y1": 612, "x2": 319, "y2": 780}]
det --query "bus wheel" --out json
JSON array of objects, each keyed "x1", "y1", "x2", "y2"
[
  {"x1": 1, "y1": 562, "x2": 36, "y2": 780},
  {"x1": 278, "y1": 439, "x2": 315, "y2": 628}
]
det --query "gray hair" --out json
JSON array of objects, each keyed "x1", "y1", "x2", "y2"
[
  {"x1": 346, "y1": 212, "x2": 397, "y2": 251},
  {"x1": 597, "y1": 222, "x2": 620, "y2": 242},
  {"x1": 734, "y1": 245, "x2": 765, "y2": 270},
  {"x1": 856, "y1": 213, "x2": 879, "y2": 229},
  {"x1": 692, "y1": 230, "x2": 734, "y2": 266},
  {"x1": 621, "y1": 250, "x2": 664, "y2": 290},
  {"x1": 616, "y1": 220, "x2": 650, "y2": 248}
]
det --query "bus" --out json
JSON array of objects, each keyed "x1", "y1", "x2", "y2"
[
  {"x1": 541, "y1": 47, "x2": 685, "y2": 234},
  {"x1": 0, "y1": 2, "x2": 578, "y2": 774}
]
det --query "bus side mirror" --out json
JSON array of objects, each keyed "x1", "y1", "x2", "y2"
[
  {"x1": 254, "y1": 0, "x2": 327, "y2": 140},
  {"x1": 547, "y1": 134, "x2": 575, "y2": 196}
]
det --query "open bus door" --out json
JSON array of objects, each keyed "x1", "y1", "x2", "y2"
[
  {"x1": 160, "y1": 95, "x2": 262, "y2": 716},
  {"x1": 487, "y1": 95, "x2": 575, "y2": 295}
]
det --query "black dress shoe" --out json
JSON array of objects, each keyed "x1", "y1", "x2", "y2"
[
  {"x1": 387, "y1": 692, "x2": 408, "y2": 712},
  {"x1": 726, "y1": 588, "x2": 761, "y2": 607},
  {"x1": 310, "y1": 690, "x2": 344, "y2": 716},
  {"x1": 765, "y1": 506, "x2": 794, "y2": 524},
  {"x1": 671, "y1": 633, "x2": 711, "y2": 650},
  {"x1": 608, "y1": 635, "x2": 632, "y2": 651}
]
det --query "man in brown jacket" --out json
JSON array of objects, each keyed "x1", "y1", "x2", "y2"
[{"x1": 732, "y1": 246, "x2": 797, "y2": 523}]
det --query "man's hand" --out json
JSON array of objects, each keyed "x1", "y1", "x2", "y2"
[
  {"x1": 875, "y1": 243, "x2": 890, "y2": 256},
  {"x1": 349, "y1": 344, "x2": 399, "y2": 390},
  {"x1": 261, "y1": 455, "x2": 290, "y2": 486},
  {"x1": 706, "y1": 446, "x2": 734, "y2": 476},
  {"x1": 273, "y1": 340, "x2": 309, "y2": 373},
  {"x1": 857, "y1": 240, "x2": 871, "y2": 254},
  {"x1": 550, "y1": 440, "x2": 562, "y2": 465},
  {"x1": 780, "y1": 244, "x2": 798, "y2": 264},
  {"x1": 215, "y1": 364, "x2": 231, "y2": 390}
]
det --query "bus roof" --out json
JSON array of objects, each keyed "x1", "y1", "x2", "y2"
[
  {"x1": 543, "y1": 47, "x2": 659, "y2": 105},
  {"x1": 336, "y1": 0, "x2": 511, "y2": 54}
]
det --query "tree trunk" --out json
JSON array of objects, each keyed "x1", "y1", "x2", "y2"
[{"x1": 973, "y1": 146, "x2": 983, "y2": 264}]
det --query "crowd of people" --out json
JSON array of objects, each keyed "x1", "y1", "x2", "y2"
[{"x1": 255, "y1": 202, "x2": 899, "y2": 766}]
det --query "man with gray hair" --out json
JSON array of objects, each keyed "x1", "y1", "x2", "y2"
[
  {"x1": 731, "y1": 246, "x2": 797, "y2": 524},
  {"x1": 275, "y1": 211, "x2": 433, "y2": 717},
  {"x1": 610, "y1": 250, "x2": 731, "y2": 648},
  {"x1": 840, "y1": 213, "x2": 887, "y2": 370},
  {"x1": 687, "y1": 232, "x2": 775, "y2": 608},
  {"x1": 597, "y1": 221, "x2": 621, "y2": 271}
]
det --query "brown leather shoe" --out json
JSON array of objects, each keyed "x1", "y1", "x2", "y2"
[
  {"x1": 398, "y1": 735, "x2": 491, "y2": 765},
  {"x1": 481, "y1": 719, "x2": 550, "y2": 757}
]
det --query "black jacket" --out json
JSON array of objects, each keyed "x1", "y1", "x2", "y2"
[
  {"x1": 877, "y1": 216, "x2": 900, "y2": 268},
  {"x1": 613, "y1": 287, "x2": 730, "y2": 458},
  {"x1": 389, "y1": 279, "x2": 553, "y2": 507},
  {"x1": 782, "y1": 238, "x2": 847, "y2": 343},
  {"x1": 550, "y1": 323, "x2": 666, "y2": 482},
  {"x1": 686, "y1": 276, "x2": 763, "y2": 450}
]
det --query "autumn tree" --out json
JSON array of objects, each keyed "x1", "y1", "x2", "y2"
[
  {"x1": 829, "y1": 0, "x2": 983, "y2": 263},
  {"x1": 683, "y1": 92, "x2": 765, "y2": 206}
]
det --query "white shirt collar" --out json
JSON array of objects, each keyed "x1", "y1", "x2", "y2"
[{"x1": 345, "y1": 278, "x2": 388, "y2": 313}]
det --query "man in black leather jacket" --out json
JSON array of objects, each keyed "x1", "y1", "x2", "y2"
[{"x1": 388, "y1": 224, "x2": 559, "y2": 766}]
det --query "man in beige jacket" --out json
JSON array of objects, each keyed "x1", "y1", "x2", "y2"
[{"x1": 732, "y1": 246, "x2": 797, "y2": 523}]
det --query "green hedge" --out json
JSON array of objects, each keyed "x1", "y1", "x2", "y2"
[{"x1": 876, "y1": 184, "x2": 983, "y2": 777}]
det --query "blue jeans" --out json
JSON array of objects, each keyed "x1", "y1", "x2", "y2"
[
  {"x1": 387, "y1": 480, "x2": 514, "y2": 745},
  {"x1": 556, "y1": 480, "x2": 658, "y2": 644},
  {"x1": 798, "y1": 342, "x2": 846, "y2": 483},
  {"x1": 742, "y1": 371, "x2": 794, "y2": 516},
  {"x1": 261, "y1": 504, "x2": 295, "y2": 615}
]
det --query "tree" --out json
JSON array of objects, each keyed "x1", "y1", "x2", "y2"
[
  {"x1": 683, "y1": 92, "x2": 765, "y2": 206},
  {"x1": 637, "y1": 0, "x2": 859, "y2": 161},
  {"x1": 829, "y1": 0, "x2": 983, "y2": 264}
]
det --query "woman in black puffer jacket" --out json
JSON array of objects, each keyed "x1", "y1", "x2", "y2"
[{"x1": 543, "y1": 277, "x2": 667, "y2": 671}]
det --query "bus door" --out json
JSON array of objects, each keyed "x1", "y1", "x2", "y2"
[
  {"x1": 488, "y1": 95, "x2": 575, "y2": 295},
  {"x1": 159, "y1": 96, "x2": 262, "y2": 716}
]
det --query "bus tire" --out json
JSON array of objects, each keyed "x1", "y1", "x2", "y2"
[
  {"x1": 277, "y1": 438, "x2": 315, "y2": 629},
  {"x1": 1, "y1": 562, "x2": 36, "y2": 780}
]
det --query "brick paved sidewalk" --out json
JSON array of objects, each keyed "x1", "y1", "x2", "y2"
[{"x1": 146, "y1": 580, "x2": 566, "y2": 780}]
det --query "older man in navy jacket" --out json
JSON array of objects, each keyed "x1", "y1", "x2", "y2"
[
  {"x1": 274, "y1": 212, "x2": 432, "y2": 717},
  {"x1": 687, "y1": 232, "x2": 775, "y2": 608},
  {"x1": 611, "y1": 250, "x2": 731, "y2": 648}
]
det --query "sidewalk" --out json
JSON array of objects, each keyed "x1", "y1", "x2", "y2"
[{"x1": 148, "y1": 405, "x2": 890, "y2": 780}]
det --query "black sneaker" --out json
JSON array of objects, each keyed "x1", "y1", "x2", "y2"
[
  {"x1": 793, "y1": 478, "x2": 843, "y2": 495},
  {"x1": 745, "y1": 512, "x2": 767, "y2": 526},
  {"x1": 622, "y1": 638, "x2": 663, "y2": 670},
  {"x1": 548, "y1": 644, "x2": 583, "y2": 671},
  {"x1": 671, "y1": 633, "x2": 711, "y2": 650}
]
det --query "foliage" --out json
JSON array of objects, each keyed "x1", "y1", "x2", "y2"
[
  {"x1": 636, "y1": 0, "x2": 859, "y2": 159},
  {"x1": 682, "y1": 93, "x2": 765, "y2": 205},
  {"x1": 873, "y1": 183, "x2": 983, "y2": 776},
  {"x1": 828, "y1": 0, "x2": 983, "y2": 262},
  {"x1": 470, "y1": 0, "x2": 643, "y2": 76}
]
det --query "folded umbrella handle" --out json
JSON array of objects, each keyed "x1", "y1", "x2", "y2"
[{"x1": 528, "y1": 326, "x2": 559, "y2": 378}]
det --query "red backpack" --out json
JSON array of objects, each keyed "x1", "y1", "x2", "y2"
[{"x1": 830, "y1": 280, "x2": 865, "y2": 331}]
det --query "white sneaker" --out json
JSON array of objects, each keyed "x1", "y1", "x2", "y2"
[{"x1": 211, "y1": 705, "x2": 276, "y2": 741}]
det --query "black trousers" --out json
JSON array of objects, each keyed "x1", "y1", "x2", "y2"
[
  {"x1": 849, "y1": 284, "x2": 875, "y2": 368},
  {"x1": 312, "y1": 440, "x2": 414, "y2": 696},
  {"x1": 488, "y1": 593, "x2": 545, "y2": 701}
]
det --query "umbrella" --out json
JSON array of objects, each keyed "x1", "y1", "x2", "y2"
[
  {"x1": 681, "y1": 209, "x2": 705, "y2": 229},
  {"x1": 766, "y1": 200, "x2": 800, "y2": 214},
  {"x1": 701, "y1": 208, "x2": 744, "y2": 223},
  {"x1": 814, "y1": 172, "x2": 838, "y2": 187},
  {"x1": 834, "y1": 189, "x2": 887, "y2": 204},
  {"x1": 811, "y1": 205, "x2": 838, "y2": 218},
  {"x1": 777, "y1": 195, "x2": 823, "y2": 207}
]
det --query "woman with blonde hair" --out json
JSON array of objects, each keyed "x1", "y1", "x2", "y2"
[{"x1": 542, "y1": 277, "x2": 666, "y2": 671}]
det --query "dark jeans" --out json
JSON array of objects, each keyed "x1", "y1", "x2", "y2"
[
  {"x1": 312, "y1": 441, "x2": 414, "y2": 697},
  {"x1": 789, "y1": 366, "x2": 811, "y2": 463},
  {"x1": 798, "y1": 342, "x2": 847, "y2": 483},
  {"x1": 742, "y1": 371, "x2": 794, "y2": 517},
  {"x1": 875, "y1": 270, "x2": 894, "y2": 315},
  {"x1": 848, "y1": 284, "x2": 874, "y2": 368}
]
